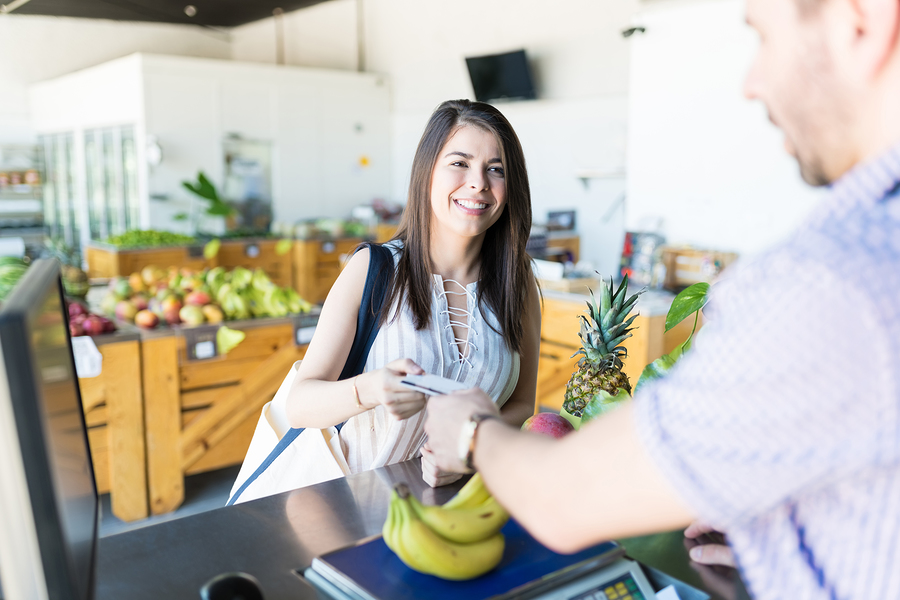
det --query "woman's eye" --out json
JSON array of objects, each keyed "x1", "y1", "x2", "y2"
[
  {"x1": 489, "y1": 167, "x2": 505, "y2": 177},
  {"x1": 451, "y1": 161, "x2": 467, "y2": 167}
]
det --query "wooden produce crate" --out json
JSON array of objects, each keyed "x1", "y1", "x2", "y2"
[
  {"x1": 661, "y1": 246, "x2": 738, "y2": 291},
  {"x1": 292, "y1": 237, "x2": 363, "y2": 304},
  {"x1": 216, "y1": 239, "x2": 293, "y2": 288},
  {"x1": 77, "y1": 333, "x2": 148, "y2": 522},
  {"x1": 535, "y1": 294, "x2": 697, "y2": 412},
  {"x1": 85, "y1": 242, "x2": 217, "y2": 279},
  {"x1": 538, "y1": 277, "x2": 600, "y2": 295},
  {"x1": 140, "y1": 318, "x2": 308, "y2": 516}
]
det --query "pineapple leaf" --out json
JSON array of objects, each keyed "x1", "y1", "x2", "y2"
[{"x1": 665, "y1": 282, "x2": 711, "y2": 333}]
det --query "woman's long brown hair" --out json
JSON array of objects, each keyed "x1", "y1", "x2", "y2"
[{"x1": 383, "y1": 99, "x2": 533, "y2": 354}]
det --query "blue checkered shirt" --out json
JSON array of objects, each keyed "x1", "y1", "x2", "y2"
[{"x1": 635, "y1": 143, "x2": 900, "y2": 600}]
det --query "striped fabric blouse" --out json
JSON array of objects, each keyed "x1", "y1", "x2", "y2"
[
  {"x1": 339, "y1": 241, "x2": 520, "y2": 474},
  {"x1": 635, "y1": 143, "x2": 900, "y2": 599}
]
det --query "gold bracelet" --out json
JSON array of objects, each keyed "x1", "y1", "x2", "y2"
[{"x1": 352, "y1": 376, "x2": 363, "y2": 410}]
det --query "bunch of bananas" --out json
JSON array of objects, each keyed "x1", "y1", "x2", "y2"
[{"x1": 382, "y1": 474, "x2": 509, "y2": 580}]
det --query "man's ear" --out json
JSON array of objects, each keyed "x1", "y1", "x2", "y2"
[{"x1": 848, "y1": 0, "x2": 900, "y2": 81}]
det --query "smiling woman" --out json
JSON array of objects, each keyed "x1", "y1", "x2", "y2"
[{"x1": 285, "y1": 99, "x2": 541, "y2": 489}]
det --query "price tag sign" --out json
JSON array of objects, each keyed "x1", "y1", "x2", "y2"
[
  {"x1": 293, "y1": 312, "x2": 320, "y2": 347},
  {"x1": 183, "y1": 324, "x2": 222, "y2": 361},
  {"x1": 72, "y1": 336, "x2": 103, "y2": 379}
]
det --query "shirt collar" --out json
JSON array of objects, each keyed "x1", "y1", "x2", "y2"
[{"x1": 827, "y1": 142, "x2": 900, "y2": 210}]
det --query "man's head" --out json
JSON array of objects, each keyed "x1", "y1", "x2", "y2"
[{"x1": 744, "y1": 0, "x2": 900, "y2": 185}]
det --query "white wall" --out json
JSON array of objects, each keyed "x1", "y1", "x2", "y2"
[
  {"x1": 230, "y1": 0, "x2": 357, "y2": 70},
  {"x1": 626, "y1": 0, "x2": 823, "y2": 257},
  {"x1": 0, "y1": 14, "x2": 230, "y2": 145},
  {"x1": 140, "y1": 55, "x2": 390, "y2": 230},
  {"x1": 232, "y1": 0, "x2": 638, "y2": 277}
]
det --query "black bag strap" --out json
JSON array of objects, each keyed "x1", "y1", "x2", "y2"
[
  {"x1": 339, "y1": 242, "x2": 395, "y2": 380},
  {"x1": 226, "y1": 242, "x2": 395, "y2": 506}
]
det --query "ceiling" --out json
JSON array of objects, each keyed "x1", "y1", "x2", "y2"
[{"x1": 8, "y1": 0, "x2": 334, "y2": 28}]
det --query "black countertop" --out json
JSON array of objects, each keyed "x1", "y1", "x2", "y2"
[{"x1": 97, "y1": 459, "x2": 749, "y2": 599}]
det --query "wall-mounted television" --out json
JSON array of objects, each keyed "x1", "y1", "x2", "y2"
[{"x1": 465, "y1": 49, "x2": 537, "y2": 103}]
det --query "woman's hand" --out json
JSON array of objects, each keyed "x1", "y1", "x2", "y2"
[
  {"x1": 357, "y1": 358, "x2": 428, "y2": 420},
  {"x1": 421, "y1": 443, "x2": 463, "y2": 488}
]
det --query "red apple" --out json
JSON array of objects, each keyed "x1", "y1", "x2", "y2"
[
  {"x1": 82, "y1": 316, "x2": 106, "y2": 336},
  {"x1": 521, "y1": 413, "x2": 575, "y2": 439},
  {"x1": 68, "y1": 301, "x2": 88, "y2": 318},
  {"x1": 69, "y1": 321, "x2": 84, "y2": 337}
]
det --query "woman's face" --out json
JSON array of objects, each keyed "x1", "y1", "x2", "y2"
[{"x1": 429, "y1": 125, "x2": 507, "y2": 242}]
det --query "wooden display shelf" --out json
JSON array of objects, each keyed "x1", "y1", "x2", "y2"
[
  {"x1": 85, "y1": 242, "x2": 217, "y2": 279},
  {"x1": 535, "y1": 294, "x2": 697, "y2": 412},
  {"x1": 216, "y1": 239, "x2": 293, "y2": 288},
  {"x1": 77, "y1": 332, "x2": 148, "y2": 522},
  {"x1": 292, "y1": 237, "x2": 363, "y2": 304},
  {"x1": 140, "y1": 318, "x2": 308, "y2": 516}
]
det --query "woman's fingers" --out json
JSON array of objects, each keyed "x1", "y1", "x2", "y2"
[
  {"x1": 685, "y1": 521, "x2": 718, "y2": 538},
  {"x1": 385, "y1": 358, "x2": 425, "y2": 376}
]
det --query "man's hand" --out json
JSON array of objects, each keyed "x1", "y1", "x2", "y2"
[
  {"x1": 684, "y1": 521, "x2": 736, "y2": 567},
  {"x1": 420, "y1": 444, "x2": 463, "y2": 488},
  {"x1": 423, "y1": 388, "x2": 499, "y2": 473}
]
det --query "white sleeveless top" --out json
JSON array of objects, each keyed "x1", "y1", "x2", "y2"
[{"x1": 339, "y1": 241, "x2": 520, "y2": 473}]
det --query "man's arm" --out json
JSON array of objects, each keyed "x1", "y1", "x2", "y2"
[{"x1": 424, "y1": 391, "x2": 695, "y2": 554}]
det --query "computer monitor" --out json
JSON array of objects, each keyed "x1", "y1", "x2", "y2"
[{"x1": 0, "y1": 259, "x2": 98, "y2": 600}]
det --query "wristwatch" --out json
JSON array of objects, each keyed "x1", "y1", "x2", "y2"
[{"x1": 457, "y1": 413, "x2": 500, "y2": 472}]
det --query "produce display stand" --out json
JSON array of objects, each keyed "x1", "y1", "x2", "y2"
[
  {"x1": 292, "y1": 237, "x2": 363, "y2": 304},
  {"x1": 139, "y1": 317, "x2": 310, "y2": 516},
  {"x1": 77, "y1": 330, "x2": 149, "y2": 522},
  {"x1": 536, "y1": 291, "x2": 698, "y2": 412},
  {"x1": 85, "y1": 241, "x2": 218, "y2": 279},
  {"x1": 216, "y1": 238, "x2": 293, "y2": 288}
]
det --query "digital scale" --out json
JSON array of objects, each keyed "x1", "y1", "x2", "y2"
[{"x1": 302, "y1": 519, "x2": 659, "y2": 600}]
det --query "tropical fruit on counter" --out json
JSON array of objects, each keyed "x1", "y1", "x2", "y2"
[
  {"x1": 99, "y1": 264, "x2": 312, "y2": 329},
  {"x1": 561, "y1": 275, "x2": 643, "y2": 426},
  {"x1": 521, "y1": 413, "x2": 575, "y2": 439},
  {"x1": 382, "y1": 475, "x2": 509, "y2": 581}
]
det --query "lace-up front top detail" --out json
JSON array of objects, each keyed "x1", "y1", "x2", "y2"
[
  {"x1": 434, "y1": 276, "x2": 478, "y2": 371},
  {"x1": 339, "y1": 241, "x2": 520, "y2": 475}
]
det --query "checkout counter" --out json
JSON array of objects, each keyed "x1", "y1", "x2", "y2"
[{"x1": 96, "y1": 459, "x2": 751, "y2": 600}]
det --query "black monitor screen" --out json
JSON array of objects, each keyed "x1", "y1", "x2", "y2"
[
  {"x1": 0, "y1": 259, "x2": 97, "y2": 600},
  {"x1": 465, "y1": 49, "x2": 537, "y2": 103}
]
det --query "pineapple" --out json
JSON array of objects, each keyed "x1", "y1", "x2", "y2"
[{"x1": 562, "y1": 275, "x2": 643, "y2": 418}]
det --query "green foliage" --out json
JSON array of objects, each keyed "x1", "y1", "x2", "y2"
[
  {"x1": 665, "y1": 282, "x2": 711, "y2": 332},
  {"x1": 634, "y1": 282, "x2": 711, "y2": 394},
  {"x1": 181, "y1": 171, "x2": 236, "y2": 218},
  {"x1": 105, "y1": 230, "x2": 196, "y2": 248}
]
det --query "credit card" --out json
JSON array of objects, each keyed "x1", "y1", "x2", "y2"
[{"x1": 400, "y1": 374, "x2": 471, "y2": 396}]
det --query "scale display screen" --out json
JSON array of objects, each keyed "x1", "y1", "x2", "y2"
[{"x1": 569, "y1": 572, "x2": 647, "y2": 600}]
